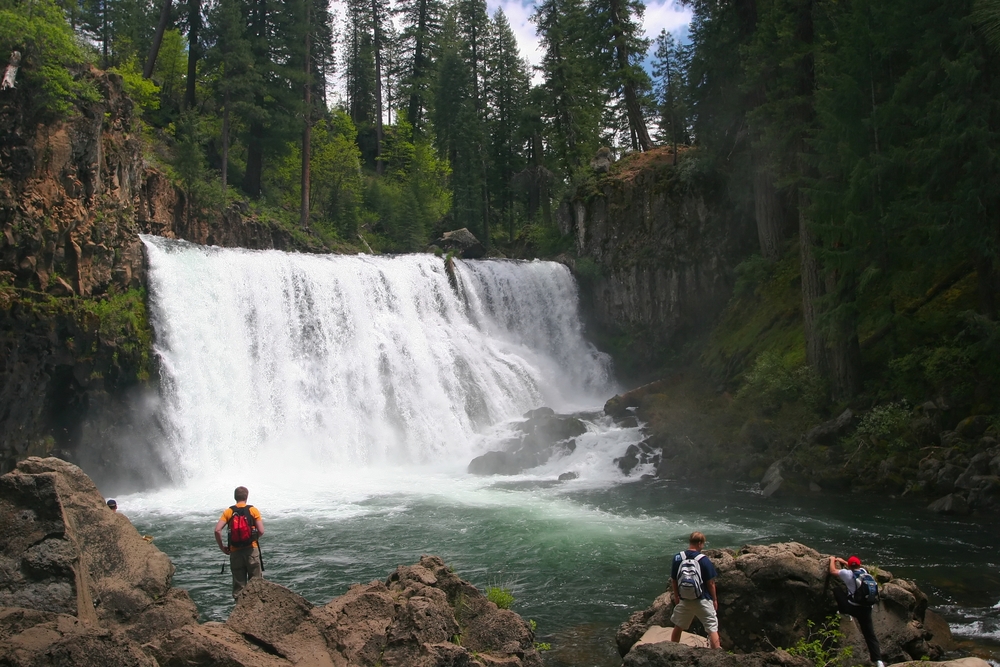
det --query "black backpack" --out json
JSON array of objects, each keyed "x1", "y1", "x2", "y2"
[
  {"x1": 227, "y1": 505, "x2": 258, "y2": 549},
  {"x1": 850, "y1": 569, "x2": 879, "y2": 606}
]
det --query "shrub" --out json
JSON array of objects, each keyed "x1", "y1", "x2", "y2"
[
  {"x1": 485, "y1": 586, "x2": 514, "y2": 610},
  {"x1": 737, "y1": 350, "x2": 825, "y2": 413},
  {"x1": 0, "y1": 0, "x2": 99, "y2": 118},
  {"x1": 786, "y1": 616, "x2": 853, "y2": 667},
  {"x1": 856, "y1": 401, "x2": 910, "y2": 450}
]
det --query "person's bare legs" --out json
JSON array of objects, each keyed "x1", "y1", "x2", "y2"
[
  {"x1": 671, "y1": 625, "x2": 684, "y2": 642},
  {"x1": 709, "y1": 631, "x2": 721, "y2": 649}
]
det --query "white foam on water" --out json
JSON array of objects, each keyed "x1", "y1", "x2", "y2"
[{"x1": 138, "y1": 237, "x2": 636, "y2": 515}]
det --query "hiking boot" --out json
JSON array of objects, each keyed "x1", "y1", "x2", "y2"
[{"x1": 876, "y1": 661, "x2": 885, "y2": 667}]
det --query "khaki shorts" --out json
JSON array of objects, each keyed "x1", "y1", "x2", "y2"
[{"x1": 671, "y1": 597, "x2": 719, "y2": 633}]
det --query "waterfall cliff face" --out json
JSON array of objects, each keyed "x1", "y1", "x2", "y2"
[{"x1": 143, "y1": 237, "x2": 613, "y2": 481}]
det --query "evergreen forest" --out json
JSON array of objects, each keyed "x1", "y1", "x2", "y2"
[{"x1": 3, "y1": 0, "x2": 1000, "y2": 410}]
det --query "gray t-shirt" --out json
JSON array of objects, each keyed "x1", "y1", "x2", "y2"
[{"x1": 838, "y1": 568, "x2": 867, "y2": 604}]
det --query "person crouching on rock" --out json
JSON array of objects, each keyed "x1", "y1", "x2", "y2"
[
  {"x1": 829, "y1": 555, "x2": 884, "y2": 667},
  {"x1": 669, "y1": 531, "x2": 721, "y2": 649},
  {"x1": 215, "y1": 486, "x2": 265, "y2": 598}
]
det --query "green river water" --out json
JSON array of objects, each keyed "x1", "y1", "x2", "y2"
[{"x1": 127, "y1": 475, "x2": 1000, "y2": 666}]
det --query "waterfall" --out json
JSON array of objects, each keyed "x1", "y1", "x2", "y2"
[{"x1": 142, "y1": 237, "x2": 613, "y2": 482}]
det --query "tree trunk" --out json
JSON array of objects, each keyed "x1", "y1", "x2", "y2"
[
  {"x1": 185, "y1": 0, "x2": 201, "y2": 109},
  {"x1": 752, "y1": 144, "x2": 783, "y2": 260},
  {"x1": 144, "y1": 0, "x2": 173, "y2": 78},
  {"x1": 243, "y1": 113, "x2": 264, "y2": 197},
  {"x1": 372, "y1": 0, "x2": 384, "y2": 175},
  {"x1": 221, "y1": 90, "x2": 230, "y2": 195},
  {"x1": 608, "y1": 0, "x2": 652, "y2": 151},
  {"x1": 407, "y1": 0, "x2": 427, "y2": 129},
  {"x1": 799, "y1": 190, "x2": 828, "y2": 379},
  {"x1": 976, "y1": 254, "x2": 999, "y2": 319},
  {"x1": 825, "y1": 272, "x2": 862, "y2": 400},
  {"x1": 301, "y1": 0, "x2": 312, "y2": 228}
]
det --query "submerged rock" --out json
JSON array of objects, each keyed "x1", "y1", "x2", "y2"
[
  {"x1": 617, "y1": 542, "x2": 951, "y2": 665},
  {"x1": 1, "y1": 457, "x2": 544, "y2": 667},
  {"x1": 468, "y1": 413, "x2": 585, "y2": 476}
]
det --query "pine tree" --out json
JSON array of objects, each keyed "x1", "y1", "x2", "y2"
[
  {"x1": 534, "y1": 0, "x2": 604, "y2": 176},
  {"x1": 588, "y1": 0, "x2": 653, "y2": 151},
  {"x1": 651, "y1": 29, "x2": 688, "y2": 163},
  {"x1": 485, "y1": 8, "x2": 530, "y2": 243},
  {"x1": 394, "y1": 0, "x2": 444, "y2": 132}
]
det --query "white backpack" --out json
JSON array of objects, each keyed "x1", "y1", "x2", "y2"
[{"x1": 677, "y1": 552, "x2": 705, "y2": 600}]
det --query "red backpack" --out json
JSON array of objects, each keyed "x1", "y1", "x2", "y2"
[{"x1": 227, "y1": 505, "x2": 257, "y2": 549}]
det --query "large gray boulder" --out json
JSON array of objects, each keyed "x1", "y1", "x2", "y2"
[
  {"x1": 468, "y1": 412, "x2": 584, "y2": 476},
  {"x1": 0, "y1": 457, "x2": 199, "y2": 665},
  {"x1": 435, "y1": 228, "x2": 485, "y2": 259},
  {"x1": 617, "y1": 542, "x2": 950, "y2": 665}
]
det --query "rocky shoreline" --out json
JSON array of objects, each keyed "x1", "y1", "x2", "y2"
[
  {"x1": 2, "y1": 456, "x2": 994, "y2": 667},
  {"x1": 602, "y1": 380, "x2": 1000, "y2": 516}
]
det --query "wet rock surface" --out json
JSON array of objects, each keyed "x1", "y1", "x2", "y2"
[
  {"x1": 468, "y1": 408, "x2": 585, "y2": 476},
  {"x1": 617, "y1": 542, "x2": 951, "y2": 666},
  {"x1": 1, "y1": 457, "x2": 544, "y2": 667}
]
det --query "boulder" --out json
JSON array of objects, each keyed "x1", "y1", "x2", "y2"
[
  {"x1": 955, "y1": 415, "x2": 989, "y2": 439},
  {"x1": 605, "y1": 380, "x2": 670, "y2": 420},
  {"x1": 468, "y1": 413, "x2": 584, "y2": 476},
  {"x1": 558, "y1": 472, "x2": 579, "y2": 481},
  {"x1": 435, "y1": 228, "x2": 485, "y2": 259},
  {"x1": 802, "y1": 409, "x2": 853, "y2": 445},
  {"x1": 617, "y1": 542, "x2": 950, "y2": 665},
  {"x1": 927, "y1": 493, "x2": 970, "y2": 515},
  {"x1": 591, "y1": 147, "x2": 614, "y2": 174},
  {"x1": 0, "y1": 457, "x2": 198, "y2": 632},
  {"x1": 623, "y1": 641, "x2": 810, "y2": 667},
  {"x1": 760, "y1": 461, "x2": 784, "y2": 497}
]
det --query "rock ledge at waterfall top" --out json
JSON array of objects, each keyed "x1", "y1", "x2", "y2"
[
  {"x1": 617, "y1": 542, "x2": 957, "y2": 666},
  {"x1": 0, "y1": 457, "x2": 544, "y2": 667}
]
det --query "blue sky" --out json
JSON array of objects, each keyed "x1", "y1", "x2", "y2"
[{"x1": 486, "y1": 0, "x2": 692, "y2": 74}]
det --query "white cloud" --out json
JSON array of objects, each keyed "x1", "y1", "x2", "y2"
[
  {"x1": 641, "y1": 0, "x2": 692, "y2": 45},
  {"x1": 487, "y1": 0, "x2": 544, "y2": 70},
  {"x1": 486, "y1": 0, "x2": 692, "y2": 78}
]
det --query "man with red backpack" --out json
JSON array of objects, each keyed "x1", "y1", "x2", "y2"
[{"x1": 214, "y1": 486, "x2": 265, "y2": 598}]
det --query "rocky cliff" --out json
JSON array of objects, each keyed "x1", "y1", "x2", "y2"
[
  {"x1": 0, "y1": 68, "x2": 343, "y2": 485},
  {"x1": 560, "y1": 148, "x2": 754, "y2": 377}
]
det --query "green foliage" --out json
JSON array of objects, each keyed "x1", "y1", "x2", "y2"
[
  {"x1": 737, "y1": 350, "x2": 825, "y2": 414},
  {"x1": 77, "y1": 288, "x2": 153, "y2": 381},
  {"x1": 0, "y1": 0, "x2": 98, "y2": 118},
  {"x1": 109, "y1": 56, "x2": 160, "y2": 114},
  {"x1": 523, "y1": 222, "x2": 572, "y2": 258},
  {"x1": 171, "y1": 111, "x2": 223, "y2": 210},
  {"x1": 574, "y1": 257, "x2": 603, "y2": 287},
  {"x1": 535, "y1": 642, "x2": 552, "y2": 651},
  {"x1": 485, "y1": 586, "x2": 514, "y2": 609},
  {"x1": 785, "y1": 616, "x2": 853, "y2": 667},
  {"x1": 856, "y1": 402, "x2": 910, "y2": 443}
]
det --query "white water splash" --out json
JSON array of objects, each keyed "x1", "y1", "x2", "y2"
[{"x1": 142, "y1": 237, "x2": 616, "y2": 485}]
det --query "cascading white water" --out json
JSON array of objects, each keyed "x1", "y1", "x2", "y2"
[{"x1": 142, "y1": 236, "x2": 615, "y2": 483}]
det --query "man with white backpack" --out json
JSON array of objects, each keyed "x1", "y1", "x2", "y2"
[{"x1": 669, "y1": 531, "x2": 721, "y2": 648}]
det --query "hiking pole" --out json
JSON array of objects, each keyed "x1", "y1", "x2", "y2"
[
  {"x1": 221, "y1": 561, "x2": 226, "y2": 575},
  {"x1": 257, "y1": 540, "x2": 265, "y2": 573}
]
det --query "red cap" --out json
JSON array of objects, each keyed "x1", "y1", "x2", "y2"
[{"x1": 847, "y1": 556, "x2": 862, "y2": 568}]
